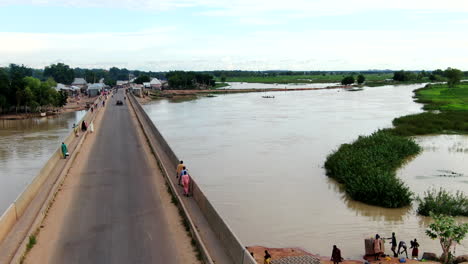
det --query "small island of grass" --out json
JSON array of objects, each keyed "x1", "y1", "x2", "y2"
[{"x1": 324, "y1": 70, "x2": 468, "y2": 209}]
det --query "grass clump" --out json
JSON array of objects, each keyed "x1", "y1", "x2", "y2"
[
  {"x1": 417, "y1": 188, "x2": 468, "y2": 217},
  {"x1": 26, "y1": 234, "x2": 37, "y2": 251},
  {"x1": 392, "y1": 111, "x2": 468, "y2": 136},
  {"x1": 324, "y1": 130, "x2": 420, "y2": 208},
  {"x1": 415, "y1": 83, "x2": 468, "y2": 111}
]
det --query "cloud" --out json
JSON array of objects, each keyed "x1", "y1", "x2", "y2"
[
  {"x1": 1, "y1": 27, "x2": 467, "y2": 71},
  {"x1": 2, "y1": 0, "x2": 468, "y2": 13}
]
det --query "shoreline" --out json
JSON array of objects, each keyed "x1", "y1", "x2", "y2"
[
  {"x1": 247, "y1": 246, "x2": 440, "y2": 264},
  {"x1": 0, "y1": 96, "x2": 99, "y2": 120}
]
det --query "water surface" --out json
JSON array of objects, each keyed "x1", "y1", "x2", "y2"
[
  {"x1": 224, "y1": 82, "x2": 340, "y2": 89},
  {"x1": 143, "y1": 85, "x2": 468, "y2": 258},
  {"x1": 0, "y1": 111, "x2": 86, "y2": 213}
]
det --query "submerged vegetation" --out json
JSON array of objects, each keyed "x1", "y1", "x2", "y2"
[
  {"x1": 417, "y1": 188, "x2": 468, "y2": 217},
  {"x1": 324, "y1": 130, "x2": 420, "y2": 208}
]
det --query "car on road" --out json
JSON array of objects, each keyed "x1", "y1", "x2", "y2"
[{"x1": 116, "y1": 100, "x2": 123, "y2": 105}]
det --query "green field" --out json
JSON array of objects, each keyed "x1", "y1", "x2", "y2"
[
  {"x1": 217, "y1": 73, "x2": 394, "y2": 84},
  {"x1": 415, "y1": 83, "x2": 468, "y2": 111}
]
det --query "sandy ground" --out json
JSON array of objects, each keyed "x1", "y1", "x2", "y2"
[
  {"x1": 25, "y1": 92, "x2": 200, "y2": 263},
  {"x1": 247, "y1": 246, "x2": 440, "y2": 264}
]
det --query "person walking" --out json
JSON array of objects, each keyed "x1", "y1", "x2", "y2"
[
  {"x1": 73, "y1": 123, "x2": 80, "y2": 137},
  {"x1": 176, "y1": 160, "x2": 184, "y2": 180},
  {"x1": 81, "y1": 121, "x2": 87, "y2": 132},
  {"x1": 89, "y1": 121, "x2": 94, "y2": 133},
  {"x1": 374, "y1": 234, "x2": 383, "y2": 261},
  {"x1": 410, "y1": 239, "x2": 419, "y2": 259},
  {"x1": 331, "y1": 245, "x2": 344, "y2": 264},
  {"x1": 182, "y1": 171, "x2": 190, "y2": 196},
  {"x1": 179, "y1": 166, "x2": 187, "y2": 186},
  {"x1": 61, "y1": 142, "x2": 69, "y2": 159}
]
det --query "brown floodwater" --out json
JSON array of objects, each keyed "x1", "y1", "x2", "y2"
[
  {"x1": 0, "y1": 111, "x2": 86, "y2": 214},
  {"x1": 143, "y1": 84, "x2": 468, "y2": 259}
]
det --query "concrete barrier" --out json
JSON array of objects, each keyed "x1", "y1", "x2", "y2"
[
  {"x1": 129, "y1": 94, "x2": 256, "y2": 264},
  {"x1": 0, "y1": 96, "x2": 101, "y2": 245},
  {"x1": 0, "y1": 205, "x2": 17, "y2": 244}
]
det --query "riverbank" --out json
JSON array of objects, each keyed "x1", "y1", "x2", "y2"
[
  {"x1": 0, "y1": 96, "x2": 98, "y2": 120},
  {"x1": 247, "y1": 246, "x2": 440, "y2": 264}
]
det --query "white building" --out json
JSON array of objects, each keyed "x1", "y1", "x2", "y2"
[{"x1": 149, "y1": 78, "x2": 162, "y2": 90}]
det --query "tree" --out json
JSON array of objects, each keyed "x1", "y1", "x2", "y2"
[
  {"x1": 134, "y1": 75, "x2": 151, "y2": 84},
  {"x1": 444, "y1": 68, "x2": 463, "y2": 88},
  {"x1": 426, "y1": 213, "x2": 468, "y2": 264},
  {"x1": 104, "y1": 78, "x2": 116, "y2": 86},
  {"x1": 44, "y1": 63, "x2": 75, "y2": 84},
  {"x1": 220, "y1": 75, "x2": 226, "y2": 83},
  {"x1": 357, "y1": 74, "x2": 365, "y2": 84},
  {"x1": 341, "y1": 76, "x2": 355, "y2": 85},
  {"x1": 393, "y1": 70, "x2": 416, "y2": 82},
  {"x1": 84, "y1": 70, "x2": 96, "y2": 83}
]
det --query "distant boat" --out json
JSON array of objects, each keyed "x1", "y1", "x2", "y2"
[
  {"x1": 262, "y1": 95, "x2": 275, "y2": 98},
  {"x1": 345, "y1": 87, "x2": 364, "y2": 92},
  {"x1": 40, "y1": 112, "x2": 46, "y2": 117}
]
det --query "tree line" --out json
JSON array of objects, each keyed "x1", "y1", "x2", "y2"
[
  {"x1": 166, "y1": 71, "x2": 215, "y2": 89},
  {"x1": 0, "y1": 64, "x2": 67, "y2": 113}
]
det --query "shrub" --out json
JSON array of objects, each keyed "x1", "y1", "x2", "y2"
[
  {"x1": 417, "y1": 188, "x2": 468, "y2": 216},
  {"x1": 324, "y1": 130, "x2": 420, "y2": 208}
]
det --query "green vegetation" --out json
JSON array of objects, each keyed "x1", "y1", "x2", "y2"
[
  {"x1": 0, "y1": 64, "x2": 67, "y2": 113},
  {"x1": 26, "y1": 235, "x2": 37, "y2": 250},
  {"x1": 391, "y1": 112, "x2": 468, "y2": 136},
  {"x1": 212, "y1": 82, "x2": 229, "y2": 89},
  {"x1": 216, "y1": 73, "x2": 394, "y2": 84},
  {"x1": 44, "y1": 63, "x2": 75, "y2": 85},
  {"x1": 166, "y1": 71, "x2": 215, "y2": 89},
  {"x1": 324, "y1": 130, "x2": 420, "y2": 208},
  {"x1": 325, "y1": 68, "x2": 468, "y2": 209},
  {"x1": 134, "y1": 75, "x2": 151, "y2": 84},
  {"x1": 357, "y1": 74, "x2": 366, "y2": 84},
  {"x1": 425, "y1": 213, "x2": 468, "y2": 264},
  {"x1": 390, "y1": 83, "x2": 468, "y2": 136},
  {"x1": 341, "y1": 76, "x2": 355, "y2": 85},
  {"x1": 414, "y1": 83, "x2": 468, "y2": 111},
  {"x1": 417, "y1": 189, "x2": 468, "y2": 217}
]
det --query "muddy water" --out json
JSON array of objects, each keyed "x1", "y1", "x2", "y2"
[
  {"x1": 143, "y1": 84, "x2": 468, "y2": 259},
  {"x1": 225, "y1": 82, "x2": 340, "y2": 89},
  {"x1": 0, "y1": 111, "x2": 86, "y2": 213}
]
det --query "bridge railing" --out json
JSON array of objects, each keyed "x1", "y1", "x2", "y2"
[{"x1": 128, "y1": 93, "x2": 256, "y2": 264}]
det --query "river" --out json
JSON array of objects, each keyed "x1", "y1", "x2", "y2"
[
  {"x1": 224, "y1": 82, "x2": 340, "y2": 89},
  {"x1": 142, "y1": 84, "x2": 468, "y2": 259},
  {"x1": 0, "y1": 111, "x2": 86, "y2": 214}
]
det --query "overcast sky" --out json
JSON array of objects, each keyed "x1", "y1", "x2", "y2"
[{"x1": 0, "y1": 0, "x2": 467, "y2": 71}]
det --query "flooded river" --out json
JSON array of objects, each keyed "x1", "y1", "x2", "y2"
[
  {"x1": 225, "y1": 82, "x2": 340, "y2": 89},
  {"x1": 143, "y1": 84, "x2": 468, "y2": 259},
  {"x1": 0, "y1": 111, "x2": 86, "y2": 214}
]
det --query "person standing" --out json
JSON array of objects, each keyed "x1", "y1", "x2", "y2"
[
  {"x1": 410, "y1": 239, "x2": 419, "y2": 259},
  {"x1": 388, "y1": 232, "x2": 398, "y2": 257},
  {"x1": 61, "y1": 142, "x2": 69, "y2": 159},
  {"x1": 331, "y1": 245, "x2": 343, "y2": 264},
  {"x1": 374, "y1": 234, "x2": 383, "y2": 261},
  {"x1": 264, "y1": 250, "x2": 272, "y2": 264},
  {"x1": 89, "y1": 121, "x2": 94, "y2": 133},
  {"x1": 182, "y1": 171, "x2": 190, "y2": 196}
]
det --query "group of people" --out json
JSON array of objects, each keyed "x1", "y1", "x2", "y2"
[
  {"x1": 176, "y1": 160, "x2": 191, "y2": 196},
  {"x1": 373, "y1": 233, "x2": 420, "y2": 261}
]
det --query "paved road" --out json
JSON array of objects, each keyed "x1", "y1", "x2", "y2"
[{"x1": 49, "y1": 90, "x2": 179, "y2": 263}]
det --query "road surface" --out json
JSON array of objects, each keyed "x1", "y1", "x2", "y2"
[{"x1": 37, "y1": 89, "x2": 183, "y2": 263}]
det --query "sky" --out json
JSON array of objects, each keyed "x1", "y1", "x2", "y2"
[{"x1": 0, "y1": 0, "x2": 467, "y2": 71}]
